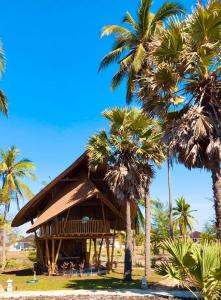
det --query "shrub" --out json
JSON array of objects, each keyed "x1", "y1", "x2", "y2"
[
  {"x1": 28, "y1": 250, "x2": 37, "y2": 263},
  {"x1": 158, "y1": 239, "x2": 221, "y2": 300}
]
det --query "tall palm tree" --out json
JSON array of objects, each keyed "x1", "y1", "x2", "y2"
[
  {"x1": 99, "y1": 0, "x2": 185, "y2": 103},
  {"x1": 0, "y1": 146, "x2": 36, "y2": 271},
  {"x1": 87, "y1": 107, "x2": 164, "y2": 280},
  {"x1": 0, "y1": 43, "x2": 8, "y2": 116},
  {"x1": 138, "y1": 0, "x2": 221, "y2": 239},
  {"x1": 173, "y1": 197, "x2": 196, "y2": 240}
]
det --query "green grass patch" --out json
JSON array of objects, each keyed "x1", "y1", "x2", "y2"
[{"x1": 0, "y1": 268, "x2": 162, "y2": 291}]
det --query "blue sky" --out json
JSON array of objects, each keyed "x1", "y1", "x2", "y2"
[{"x1": 0, "y1": 0, "x2": 214, "y2": 233}]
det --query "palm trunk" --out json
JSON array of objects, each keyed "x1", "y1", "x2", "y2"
[
  {"x1": 211, "y1": 165, "x2": 221, "y2": 240},
  {"x1": 1, "y1": 221, "x2": 6, "y2": 271},
  {"x1": 167, "y1": 151, "x2": 174, "y2": 239},
  {"x1": 133, "y1": 230, "x2": 136, "y2": 267},
  {"x1": 145, "y1": 190, "x2": 151, "y2": 278},
  {"x1": 124, "y1": 199, "x2": 132, "y2": 281}
]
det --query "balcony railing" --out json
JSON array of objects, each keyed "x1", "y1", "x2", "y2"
[{"x1": 39, "y1": 220, "x2": 110, "y2": 237}]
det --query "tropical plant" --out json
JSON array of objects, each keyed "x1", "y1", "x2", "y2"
[
  {"x1": 151, "y1": 199, "x2": 170, "y2": 255},
  {"x1": 158, "y1": 239, "x2": 221, "y2": 300},
  {"x1": 138, "y1": 0, "x2": 221, "y2": 239},
  {"x1": 99, "y1": 0, "x2": 185, "y2": 103},
  {"x1": 0, "y1": 146, "x2": 36, "y2": 271},
  {"x1": 173, "y1": 197, "x2": 196, "y2": 239},
  {"x1": 201, "y1": 220, "x2": 216, "y2": 242},
  {"x1": 0, "y1": 43, "x2": 7, "y2": 116},
  {"x1": 87, "y1": 107, "x2": 164, "y2": 280}
]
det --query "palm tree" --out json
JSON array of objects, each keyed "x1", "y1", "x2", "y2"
[
  {"x1": 87, "y1": 107, "x2": 164, "y2": 280},
  {"x1": 167, "y1": 150, "x2": 173, "y2": 239},
  {"x1": 99, "y1": 0, "x2": 185, "y2": 103},
  {"x1": 138, "y1": 0, "x2": 221, "y2": 240},
  {"x1": 173, "y1": 197, "x2": 196, "y2": 240},
  {"x1": 0, "y1": 146, "x2": 36, "y2": 271},
  {"x1": 0, "y1": 45, "x2": 7, "y2": 116}
]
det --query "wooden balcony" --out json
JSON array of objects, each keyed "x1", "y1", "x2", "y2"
[{"x1": 39, "y1": 220, "x2": 111, "y2": 238}]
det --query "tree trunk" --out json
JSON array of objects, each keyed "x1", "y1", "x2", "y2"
[
  {"x1": 133, "y1": 230, "x2": 136, "y2": 267},
  {"x1": 211, "y1": 165, "x2": 221, "y2": 240},
  {"x1": 1, "y1": 221, "x2": 6, "y2": 271},
  {"x1": 167, "y1": 151, "x2": 174, "y2": 239},
  {"x1": 145, "y1": 190, "x2": 151, "y2": 278},
  {"x1": 124, "y1": 199, "x2": 132, "y2": 281}
]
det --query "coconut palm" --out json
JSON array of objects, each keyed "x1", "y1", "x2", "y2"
[
  {"x1": 158, "y1": 239, "x2": 221, "y2": 299},
  {"x1": 138, "y1": 0, "x2": 221, "y2": 239},
  {"x1": 87, "y1": 107, "x2": 164, "y2": 280},
  {"x1": 99, "y1": 0, "x2": 185, "y2": 103},
  {"x1": 0, "y1": 146, "x2": 36, "y2": 270},
  {"x1": 0, "y1": 44, "x2": 7, "y2": 116},
  {"x1": 173, "y1": 197, "x2": 196, "y2": 240}
]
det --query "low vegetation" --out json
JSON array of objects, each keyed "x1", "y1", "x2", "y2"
[
  {"x1": 0, "y1": 268, "x2": 161, "y2": 291},
  {"x1": 158, "y1": 240, "x2": 221, "y2": 299}
]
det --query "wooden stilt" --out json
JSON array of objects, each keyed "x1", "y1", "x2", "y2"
[
  {"x1": 51, "y1": 239, "x2": 55, "y2": 273},
  {"x1": 89, "y1": 238, "x2": 92, "y2": 264},
  {"x1": 110, "y1": 233, "x2": 116, "y2": 270},
  {"x1": 45, "y1": 239, "x2": 51, "y2": 272},
  {"x1": 54, "y1": 239, "x2": 62, "y2": 267},
  {"x1": 98, "y1": 238, "x2": 103, "y2": 266},
  {"x1": 106, "y1": 238, "x2": 110, "y2": 270},
  {"x1": 93, "y1": 238, "x2": 97, "y2": 265}
]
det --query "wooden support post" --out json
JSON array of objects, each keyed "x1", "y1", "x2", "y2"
[
  {"x1": 98, "y1": 238, "x2": 103, "y2": 267},
  {"x1": 93, "y1": 238, "x2": 97, "y2": 265},
  {"x1": 111, "y1": 233, "x2": 116, "y2": 270},
  {"x1": 45, "y1": 239, "x2": 51, "y2": 272},
  {"x1": 54, "y1": 239, "x2": 62, "y2": 267},
  {"x1": 51, "y1": 239, "x2": 55, "y2": 273},
  {"x1": 89, "y1": 238, "x2": 92, "y2": 264},
  {"x1": 106, "y1": 238, "x2": 110, "y2": 271}
]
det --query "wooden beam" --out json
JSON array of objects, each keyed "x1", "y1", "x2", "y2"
[
  {"x1": 98, "y1": 238, "x2": 103, "y2": 266},
  {"x1": 54, "y1": 239, "x2": 62, "y2": 266},
  {"x1": 51, "y1": 239, "x2": 55, "y2": 273},
  {"x1": 45, "y1": 239, "x2": 50, "y2": 269},
  {"x1": 111, "y1": 229, "x2": 116, "y2": 270},
  {"x1": 106, "y1": 238, "x2": 110, "y2": 271},
  {"x1": 93, "y1": 238, "x2": 97, "y2": 265}
]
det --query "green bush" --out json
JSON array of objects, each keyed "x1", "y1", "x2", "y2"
[
  {"x1": 28, "y1": 250, "x2": 37, "y2": 263},
  {"x1": 158, "y1": 239, "x2": 221, "y2": 300}
]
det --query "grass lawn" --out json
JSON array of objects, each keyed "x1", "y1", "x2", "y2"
[{"x1": 0, "y1": 268, "x2": 162, "y2": 291}]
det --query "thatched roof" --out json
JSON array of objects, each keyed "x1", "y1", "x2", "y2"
[
  {"x1": 12, "y1": 152, "x2": 136, "y2": 231},
  {"x1": 12, "y1": 152, "x2": 87, "y2": 227}
]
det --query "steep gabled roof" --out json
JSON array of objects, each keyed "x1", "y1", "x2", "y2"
[{"x1": 12, "y1": 152, "x2": 87, "y2": 227}]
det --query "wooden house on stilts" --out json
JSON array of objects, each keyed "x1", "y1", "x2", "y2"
[{"x1": 12, "y1": 152, "x2": 137, "y2": 274}]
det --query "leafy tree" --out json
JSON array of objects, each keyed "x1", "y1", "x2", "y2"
[
  {"x1": 201, "y1": 220, "x2": 216, "y2": 242},
  {"x1": 173, "y1": 197, "x2": 196, "y2": 240},
  {"x1": 0, "y1": 146, "x2": 36, "y2": 270},
  {"x1": 99, "y1": 0, "x2": 185, "y2": 103},
  {"x1": 139, "y1": 0, "x2": 221, "y2": 240},
  {"x1": 158, "y1": 239, "x2": 221, "y2": 300},
  {"x1": 87, "y1": 107, "x2": 164, "y2": 280},
  {"x1": 151, "y1": 199, "x2": 170, "y2": 255}
]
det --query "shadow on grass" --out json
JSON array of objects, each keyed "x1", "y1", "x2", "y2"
[
  {"x1": 3, "y1": 268, "x2": 33, "y2": 276},
  {"x1": 65, "y1": 275, "x2": 141, "y2": 290}
]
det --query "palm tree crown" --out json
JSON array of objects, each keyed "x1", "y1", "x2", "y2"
[
  {"x1": 0, "y1": 146, "x2": 36, "y2": 214},
  {"x1": 0, "y1": 43, "x2": 7, "y2": 116},
  {"x1": 173, "y1": 197, "x2": 196, "y2": 239},
  {"x1": 87, "y1": 107, "x2": 164, "y2": 202},
  {"x1": 99, "y1": 0, "x2": 185, "y2": 103}
]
